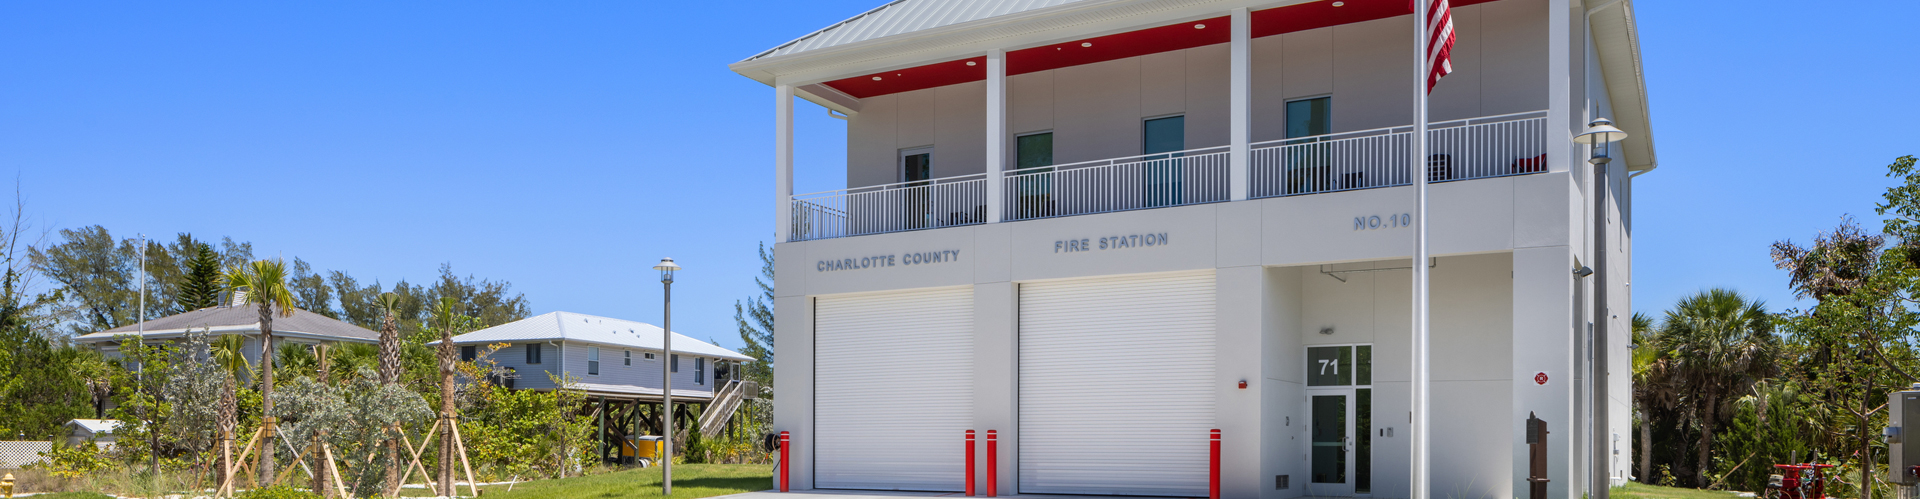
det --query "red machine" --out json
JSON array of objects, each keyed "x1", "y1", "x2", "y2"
[{"x1": 1766, "y1": 462, "x2": 1837, "y2": 499}]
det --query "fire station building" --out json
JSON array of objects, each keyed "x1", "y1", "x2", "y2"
[{"x1": 729, "y1": 0, "x2": 1650, "y2": 497}]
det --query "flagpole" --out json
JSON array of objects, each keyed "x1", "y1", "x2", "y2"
[{"x1": 1411, "y1": 2, "x2": 1431, "y2": 499}]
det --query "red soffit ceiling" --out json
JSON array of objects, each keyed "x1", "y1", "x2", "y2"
[{"x1": 823, "y1": 0, "x2": 1501, "y2": 99}]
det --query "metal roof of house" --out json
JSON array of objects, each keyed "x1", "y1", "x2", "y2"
[
  {"x1": 65, "y1": 419, "x2": 123, "y2": 435},
  {"x1": 437, "y1": 311, "x2": 754, "y2": 362},
  {"x1": 744, "y1": 0, "x2": 1088, "y2": 62},
  {"x1": 75, "y1": 306, "x2": 380, "y2": 343}
]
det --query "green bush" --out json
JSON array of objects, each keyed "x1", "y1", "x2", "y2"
[
  {"x1": 236, "y1": 485, "x2": 323, "y2": 499},
  {"x1": 30, "y1": 441, "x2": 117, "y2": 479}
]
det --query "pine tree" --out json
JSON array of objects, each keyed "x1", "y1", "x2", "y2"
[{"x1": 177, "y1": 243, "x2": 222, "y2": 311}]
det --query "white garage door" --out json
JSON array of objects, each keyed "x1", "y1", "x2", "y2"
[
  {"x1": 1019, "y1": 271, "x2": 1216, "y2": 496},
  {"x1": 815, "y1": 286, "x2": 974, "y2": 491}
]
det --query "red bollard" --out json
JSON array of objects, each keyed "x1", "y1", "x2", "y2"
[
  {"x1": 1209, "y1": 429, "x2": 1221, "y2": 499},
  {"x1": 986, "y1": 430, "x2": 998, "y2": 497},
  {"x1": 780, "y1": 431, "x2": 791, "y2": 492},
  {"x1": 966, "y1": 430, "x2": 977, "y2": 496}
]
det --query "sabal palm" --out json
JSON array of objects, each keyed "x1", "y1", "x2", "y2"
[
  {"x1": 1630, "y1": 312, "x2": 1674, "y2": 484},
  {"x1": 222, "y1": 259, "x2": 296, "y2": 484},
  {"x1": 1658, "y1": 288, "x2": 1775, "y2": 487}
]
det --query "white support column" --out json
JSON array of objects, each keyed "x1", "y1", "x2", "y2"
[
  {"x1": 1228, "y1": 8, "x2": 1251, "y2": 201},
  {"x1": 985, "y1": 50, "x2": 1007, "y2": 223},
  {"x1": 775, "y1": 84, "x2": 795, "y2": 242}
]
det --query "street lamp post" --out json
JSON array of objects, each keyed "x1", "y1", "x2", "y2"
[
  {"x1": 1574, "y1": 117, "x2": 1627, "y2": 499},
  {"x1": 653, "y1": 257, "x2": 681, "y2": 495}
]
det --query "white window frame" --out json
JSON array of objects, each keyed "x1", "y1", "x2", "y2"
[{"x1": 588, "y1": 347, "x2": 600, "y2": 376}]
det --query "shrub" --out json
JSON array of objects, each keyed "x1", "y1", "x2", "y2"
[{"x1": 31, "y1": 441, "x2": 116, "y2": 479}]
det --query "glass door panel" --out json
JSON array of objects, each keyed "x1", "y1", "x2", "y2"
[
  {"x1": 1311, "y1": 394, "x2": 1349, "y2": 491},
  {"x1": 1284, "y1": 97, "x2": 1333, "y2": 193},
  {"x1": 1143, "y1": 116, "x2": 1185, "y2": 207},
  {"x1": 1357, "y1": 388, "x2": 1372, "y2": 494},
  {"x1": 1015, "y1": 133, "x2": 1053, "y2": 219},
  {"x1": 900, "y1": 149, "x2": 932, "y2": 229}
]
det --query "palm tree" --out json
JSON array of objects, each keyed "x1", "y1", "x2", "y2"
[
  {"x1": 210, "y1": 333, "x2": 252, "y2": 483},
  {"x1": 1630, "y1": 312, "x2": 1673, "y2": 484},
  {"x1": 1658, "y1": 288, "x2": 1776, "y2": 487},
  {"x1": 377, "y1": 292, "x2": 404, "y2": 495},
  {"x1": 222, "y1": 259, "x2": 296, "y2": 484},
  {"x1": 429, "y1": 297, "x2": 462, "y2": 492}
]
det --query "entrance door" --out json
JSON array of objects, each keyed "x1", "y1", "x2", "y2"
[
  {"x1": 899, "y1": 147, "x2": 934, "y2": 229},
  {"x1": 1310, "y1": 393, "x2": 1352, "y2": 496},
  {"x1": 1306, "y1": 345, "x2": 1373, "y2": 497}
]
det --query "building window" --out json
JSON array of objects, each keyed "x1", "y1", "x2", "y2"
[
  {"x1": 644, "y1": 352, "x2": 656, "y2": 360},
  {"x1": 695, "y1": 357, "x2": 706, "y2": 385},
  {"x1": 670, "y1": 354, "x2": 679, "y2": 373},
  {"x1": 525, "y1": 343, "x2": 543, "y2": 365},
  {"x1": 624, "y1": 350, "x2": 631, "y2": 366},
  {"x1": 1143, "y1": 115, "x2": 1185, "y2": 207},
  {"x1": 1015, "y1": 132, "x2": 1054, "y2": 219},
  {"x1": 460, "y1": 345, "x2": 476, "y2": 362},
  {"x1": 588, "y1": 347, "x2": 600, "y2": 376}
]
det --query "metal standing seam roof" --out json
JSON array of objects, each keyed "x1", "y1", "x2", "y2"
[
  {"x1": 436, "y1": 311, "x2": 754, "y2": 362},
  {"x1": 65, "y1": 419, "x2": 124, "y2": 435},
  {"x1": 76, "y1": 305, "x2": 380, "y2": 342},
  {"x1": 744, "y1": 0, "x2": 1091, "y2": 62}
]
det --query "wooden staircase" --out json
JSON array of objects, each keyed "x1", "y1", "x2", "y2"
[{"x1": 698, "y1": 380, "x2": 749, "y2": 437}]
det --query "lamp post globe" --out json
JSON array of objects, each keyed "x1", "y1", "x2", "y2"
[{"x1": 651, "y1": 257, "x2": 680, "y2": 494}]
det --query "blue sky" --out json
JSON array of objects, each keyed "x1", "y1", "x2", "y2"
[{"x1": 2, "y1": 1, "x2": 1914, "y2": 351}]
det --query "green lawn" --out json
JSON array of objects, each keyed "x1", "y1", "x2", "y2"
[
  {"x1": 410, "y1": 464, "x2": 773, "y2": 499},
  {"x1": 1613, "y1": 482, "x2": 1752, "y2": 499}
]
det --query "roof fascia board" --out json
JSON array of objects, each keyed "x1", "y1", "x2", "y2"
[
  {"x1": 1590, "y1": 0, "x2": 1655, "y2": 172},
  {"x1": 737, "y1": 0, "x2": 1310, "y2": 88},
  {"x1": 797, "y1": 83, "x2": 862, "y2": 115}
]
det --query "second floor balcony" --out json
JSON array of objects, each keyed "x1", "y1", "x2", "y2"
[{"x1": 789, "y1": 110, "x2": 1545, "y2": 242}]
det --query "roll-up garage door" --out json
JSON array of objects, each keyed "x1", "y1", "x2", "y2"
[
  {"x1": 1019, "y1": 271, "x2": 1216, "y2": 496},
  {"x1": 815, "y1": 286, "x2": 974, "y2": 491}
]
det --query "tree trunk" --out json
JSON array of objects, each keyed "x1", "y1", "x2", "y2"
[
  {"x1": 1863, "y1": 378, "x2": 1874, "y2": 499},
  {"x1": 258, "y1": 302, "x2": 277, "y2": 485},
  {"x1": 313, "y1": 353, "x2": 332, "y2": 498},
  {"x1": 1641, "y1": 413, "x2": 1653, "y2": 484},
  {"x1": 379, "y1": 313, "x2": 401, "y2": 494},
  {"x1": 1697, "y1": 395, "x2": 1717, "y2": 488},
  {"x1": 437, "y1": 327, "x2": 457, "y2": 494}
]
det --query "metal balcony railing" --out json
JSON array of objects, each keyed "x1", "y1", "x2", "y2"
[
  {"x1": 1250, "y1": 110, "x2": 1547, "y2": 198},
  {"x1": 784, "y1": 111, "x2": 1549, "y2": 241},
  {"x1": 789, "y1": 173, "x2": 987, "y2": 242},
  {"x1": 1003, "y1": 146, "x2": 1231, "y2": 222}
]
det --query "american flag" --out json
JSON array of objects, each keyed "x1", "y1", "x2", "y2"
[{"x1": 1423, "y1": 0, "x2": 1455, "y2": 93}]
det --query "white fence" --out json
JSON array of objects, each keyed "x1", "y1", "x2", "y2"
[
  {"x1": 0, "y1": 440, "x2": 51, "y2": 469},
  {"x1": 1002, "y1": 146, "x2": 1230, "y2": 222},
  {"x1": 1250, "y1": 111, "x2": 1547, "y2": 198},
  {"x1": 790, "y1": 174, "x2": 987, "y2": 242}
]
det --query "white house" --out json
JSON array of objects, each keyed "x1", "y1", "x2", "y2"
[
  {"x1": 733, "y1": 0, "x2": 1647, "y2": 497},
  {"x1": 436, "y1": 311, "x2": 757, "y2": 461},
  {"x1": 63, "y1": 419, "x2": 123, "y2": 450}
]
